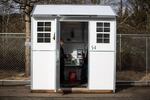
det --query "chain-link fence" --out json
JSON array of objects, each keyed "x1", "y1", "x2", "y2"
[
  {"x1": 0, "y1": 33, "x2": 28, "y2": 80},
  {"x1": 0, "y1": 33, "x2": 150, "y2": 85},
  {"x1": 117, "y1": 34, "x2": 150, "y2": 85}
]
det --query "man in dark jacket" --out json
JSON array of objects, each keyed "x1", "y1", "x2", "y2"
[{"x1": 60, "y1": 39, "x2": 65, "y2": 83}]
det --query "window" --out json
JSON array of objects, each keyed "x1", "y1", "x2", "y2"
[
  {"x1": 37, "y1": 22, "x2": 51, "y2": 43},
  {"x1": 96, "y1": 22, "x2": 110, "y2": 43}
]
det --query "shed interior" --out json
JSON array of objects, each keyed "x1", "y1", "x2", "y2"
[{"x1": 60, "y1": 22, "x2": 88, "y2": 88}]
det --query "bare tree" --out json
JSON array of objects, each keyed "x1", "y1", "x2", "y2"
[
  {"x1": 0, "y1": 0, "x2": 14, "y2": 32},
  {"x1": 12, "y1": 0, "x2": 39, "y2": 76},
  {"x1": 121, "y1": 0, "x2": 150, "y2": 33}
]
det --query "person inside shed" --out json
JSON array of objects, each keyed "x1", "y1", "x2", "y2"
[{"x1": 60, "y1": 38, "x2": 65, "y2": 84}]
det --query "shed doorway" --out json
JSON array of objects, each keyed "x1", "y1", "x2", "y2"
[{"x1": 60, "y1": 22, "x2": 88, "y2": 88}]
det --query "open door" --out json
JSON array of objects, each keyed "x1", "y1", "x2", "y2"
[
  {"x1": 55, "y1": 18, "x2": 60, "y2": 92},
  {"x1": 88, "y1": 21, "x2": 115, "y2": 91},
  {"x1": 32, "y1": 18, "x2": 57, "y2": 90}
]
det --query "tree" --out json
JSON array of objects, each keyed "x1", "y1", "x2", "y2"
[
  {"x1": 0, "y1": 0, "x2": 14, "y2": 32},
  {"x1": 12, "y1": 0, "x2": 39, "y2": 77},
  {"x1": 117, "y1": 0, "x2": 150, "y2": 33}
]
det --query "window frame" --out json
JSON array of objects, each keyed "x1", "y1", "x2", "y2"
[
  {"x1": 37, "y1": 21, "x2": 51, "y2": 43},
  {"x1": 96, "y1": 22, "x2": 110, "y2": 44}
]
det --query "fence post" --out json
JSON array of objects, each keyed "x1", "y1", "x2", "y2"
[
  {"x1": 146, "y1": 37, "x2": 148, "y2": 85},
  {"x1": 119, "y1": 34, "x2": 122, "y2": 71}
]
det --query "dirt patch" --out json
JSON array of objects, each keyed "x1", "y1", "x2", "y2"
[
  {"x1": 117, "y1": 71, "x2": 150, "y2": 81},
  {"x1": 0, "y1": 70, "x2": 29, "y2": 80}
]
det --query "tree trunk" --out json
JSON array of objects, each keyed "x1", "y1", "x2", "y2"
[{"x1": 25, "y1": 6, "x2": 30, "y2": 77}]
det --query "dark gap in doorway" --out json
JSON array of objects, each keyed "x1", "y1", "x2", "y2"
[{"x1": 60, "y1": 22, "x2": 88, "y2": 88}]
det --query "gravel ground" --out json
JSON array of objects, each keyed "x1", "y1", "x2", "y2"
[{"x1": 0, "y1": 86, "x2": 150, "y2": 100}]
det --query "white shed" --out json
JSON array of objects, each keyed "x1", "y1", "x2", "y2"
[{"x1": 31, "y1": 5, "x2": 116, "y2": 93}]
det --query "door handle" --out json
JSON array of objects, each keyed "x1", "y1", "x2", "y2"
[{"x1": 53, "y1": 33, "x2": 55, "y2": 40}]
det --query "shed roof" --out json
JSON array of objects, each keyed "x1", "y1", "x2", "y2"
[{"x1": 32, "y1": 5, "x2": 116, "y2": 16}]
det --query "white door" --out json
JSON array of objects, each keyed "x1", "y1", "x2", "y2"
[
  {"x1": 55, "y1": 18, "x2": 60, "y2": 91},
  {"x1": 88, "y1": 21, "x2": 115, "y2": 90},
  {"x1": 31, "y1": 19, "x2": 58, "y2": 90}
]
